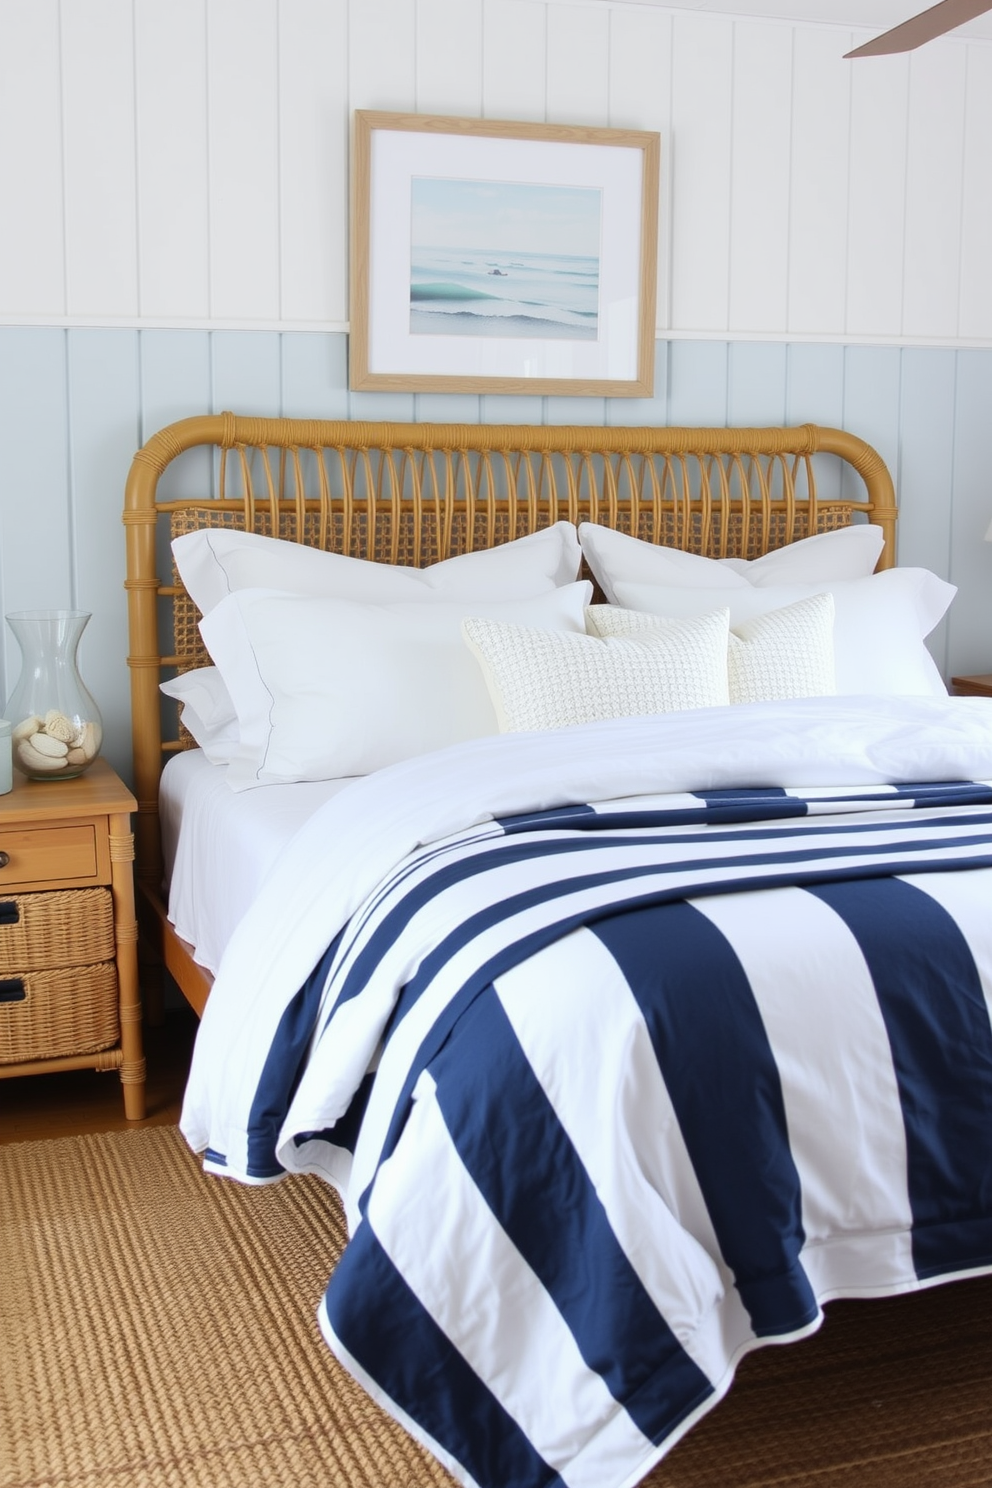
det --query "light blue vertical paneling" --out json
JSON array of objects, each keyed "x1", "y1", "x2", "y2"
[
  {"x1": 210, "y1": 331, "x2": 282, "y2": 414},
  {"x1": 784, "y1": 343, "x2": 846, "y2": 503},
  {"x1": 544, "y1": 396, "x2": 609, "y2": 426},
  {"x1": 0, "y1": 328, "x2": 71, "y2": 704},
  {"x1": 897, "y1": 348, "x2": 957, "y2": 677},
  {"x1": 65, "y1": 329, "x2": 141, "y2": 782},
  {"x1": 785, "y1": 343, "x2": 845, "y2": 428},
  {"x1": 480, "y1": 394, "x2": 545, "y2": 425},
  {"x1": 727, "y1": 342, "x2": 788, "y2": 426},
  {"x1": 280, "y1": 332, "x2": 349, "y2": 420},
  {"x1": 139, "y1": 330, "x2": 214, "y2": 504},
  {"x1": 842, "y1": 346, "x2": 902, "y2": 503},
  {"x1": 606, "y1": 341, "x2": 670, "y2": 427},
  {"x1": 348, "y1": 388, "x2": 417, "y2": 423},
  {"x1": 667, "y1": 340, "x2": 729, "y2": 426},
  {"x1": 948, "y1": 350, "x2": 992, "y2": 676},
  {"x1": 414, "y1": 393, "x2": 483, "y2": 425}
]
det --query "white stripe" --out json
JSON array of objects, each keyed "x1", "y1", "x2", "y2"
[
  {"x1": 690, "y1": 887, "x2": 914, "y2": 1248},
  {"x1": 365, "y1": 1075, "x2": 655, "y2": 1488}
]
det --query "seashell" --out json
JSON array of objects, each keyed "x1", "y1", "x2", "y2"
[
  {"x1": 12, "y1": 716, "x2": 42, "y2": 743},
  {"x1": 18, "y1": 738, "x2": 67, "y2": 772},
  {"x1": 77, "y1": 721, "x2": 99, "y2": 761},
  {"x1": 66, "y1": 746, "x2": 88, "y2": 766},
  {"x1": 28, "y1": 731, "x2": 69, "y2": 758},
  {"x1": 43, "y1": 710, "x2": 76, "y2": 743}
]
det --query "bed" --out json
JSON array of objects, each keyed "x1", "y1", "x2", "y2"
[{"x1": 123, "y1": 415, "x2": 992, "y2": 1488}]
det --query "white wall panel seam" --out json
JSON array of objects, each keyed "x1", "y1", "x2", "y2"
[
  {"x1": 276, "y1": 0, "x2": 284, "y2": 326},
  {"x1": 841, "y1": 28, "x2": 854, "y2": 338},
  {"x1": 726, "y1": 21, "x2": 737, "y2": 336},
  {"x1": 413, "y1": 0, "x2": 421, "y2": 111},
  {"x1": 131, "y1": 0, "x2": 143, "y2": 319},
  {"x1": 204, "y1": 0, "x2": 214, "y2": 323},
  {"x1": 956, "y1": 55, "x2": 970, "y2": 341},
  {"x1": 56, "y1": 0, "x2": 69, "y2": 319}
]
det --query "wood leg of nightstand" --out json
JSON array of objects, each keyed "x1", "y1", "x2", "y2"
[{"x1": 110, "y1": 814, "x2": 146, "y2": 1121}]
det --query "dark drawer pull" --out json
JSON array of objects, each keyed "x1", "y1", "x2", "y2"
[
  {"x1": 0, "y1": 852, "x2": 9, "y2": 870},
  {"x1": 0, "y1": 978, "x2": 25, "y2": 1003},
  {"x1": 0, "y1": 901, "x2": 20, "y2": 926}
]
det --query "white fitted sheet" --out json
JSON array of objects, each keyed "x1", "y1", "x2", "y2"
[{"x1": 160, "y1": 749, "x2": 355, "y2": 975}]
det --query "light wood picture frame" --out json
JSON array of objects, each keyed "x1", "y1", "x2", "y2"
[{"x1": 349, "y1": 111, "x2": 660, "y2": 398}]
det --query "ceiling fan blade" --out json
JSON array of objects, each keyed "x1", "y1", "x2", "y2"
[{"x1": 845, "y1": 0, "x2": 992, "y2": 56}]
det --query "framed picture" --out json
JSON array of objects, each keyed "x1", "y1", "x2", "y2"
[{"x1": 350, "y1": 111, "x2": 660, "y2": 398}]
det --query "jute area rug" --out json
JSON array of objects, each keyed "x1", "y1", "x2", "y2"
[{"x1": 3, "y1": 1127, "x2": 992, "y2": 1488}]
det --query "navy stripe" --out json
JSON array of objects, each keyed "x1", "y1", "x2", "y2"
[
  {"x1": 324, "y1": 1217, "x2": 561, "y2": 1488},
  {"x1": 430, "y1": 986, "x2": 713, "y2": 1445},
  {"x1": 808, "y1": 879, "x2": 992, "y2": 1279},
  {"x1": 498, "y1": 802, "x2": 599, "y2": 832},
  {"x1": 591, "y1": 901, "x2": 817, "y2": 1338},
  {"x1": 245, "y1": 929, "x2": 345, "y2": 1178},
  {"x1": 497, "y1": 783, "x2": 992, "y2": 835}
]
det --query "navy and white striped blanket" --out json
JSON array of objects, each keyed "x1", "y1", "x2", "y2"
[{"x1": 181, "y1": 696, "x2": 992, "y2": 1488}]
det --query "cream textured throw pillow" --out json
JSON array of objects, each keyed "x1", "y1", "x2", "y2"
[
  {"x1": 586, "y1": 593, "x2": 836, "y2": 703},
  {"x1": 462, "y1": 608, "x2": 730, "y2": 733}
]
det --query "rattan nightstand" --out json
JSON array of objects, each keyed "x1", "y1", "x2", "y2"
[
  {"x1": 951, "y1": 674, "x2": 992, "y2": 698},
  {"x1": 0, "y1": 757, "x2": 145, "y2": 1119}
]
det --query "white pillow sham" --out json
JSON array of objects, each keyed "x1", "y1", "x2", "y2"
[
  {"x1": 199, "y1": 581, "x2": 592, "y2": 789},
  {"x1": 587, "y1": 592, "x2": 837, "y2": 704},
  {"x1": 160, "y1": 666, "x2": 239, "y2": 765},
  {"x1": 579, "y1": 523, "x2": 885, "y2": 603},
  {"x1": 462, "y1": 609, "x2": 731, "y2": 733},
  {"x1": 175, "y1": 522, "x2": 582, "y2": 616},
  {"x1": 610, "y1": 568, "x2": 953, "y2": 697}
]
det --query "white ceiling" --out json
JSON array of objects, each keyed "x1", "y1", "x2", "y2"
[{"x1": 593, "y1": 0, "x2": 992, "y2": 42}]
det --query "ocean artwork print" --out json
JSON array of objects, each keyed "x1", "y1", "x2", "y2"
[{"x1": 409, "y1": 177, "x2": 601, "y2": 340}]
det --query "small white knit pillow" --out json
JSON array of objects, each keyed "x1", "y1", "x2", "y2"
[
  {"x1": 462, "y1": 608, "x2": 730, "y2": 733},
  {"x1": 587, "y1": 593, "x2": 836, "y2": 703}
]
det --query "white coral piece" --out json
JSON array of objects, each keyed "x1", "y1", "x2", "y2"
[{"x1": 43, "y1": 710, "x2": 76, "y2": 743}]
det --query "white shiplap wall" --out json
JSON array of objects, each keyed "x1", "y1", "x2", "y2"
[{"x1": 2, "y1": 0, "x2": 991, "y2": 342}]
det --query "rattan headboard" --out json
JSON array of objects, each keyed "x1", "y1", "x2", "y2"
[{"x1": 123, "y1": 414, "x2": 897, "y2": 895}]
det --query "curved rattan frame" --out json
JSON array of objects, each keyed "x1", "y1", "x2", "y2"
[{"x1": 123, "y1": 414, "x2": 897, "y2": 1012}]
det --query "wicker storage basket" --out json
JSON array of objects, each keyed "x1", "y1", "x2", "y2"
[
  {"x1": 0, "y1": 961, "x2": 119, "y2": 1064},
  {"x1": 0, "y1": 888, "x2": 116, "y2": 971}
]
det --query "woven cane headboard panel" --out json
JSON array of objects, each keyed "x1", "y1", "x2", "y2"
[{"x1": 124, "y1": 414, "x2": 897, "y2": 883}]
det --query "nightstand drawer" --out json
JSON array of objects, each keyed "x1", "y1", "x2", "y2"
[
  {"x1": 0, "y1": 823, "x2": 101, "y2": 888},
  {"x1": 0, "y1": 961, "x2": 119, "y2": 1064},
  {"x1": 0, "y1": 888, "x2": 116, "y2": 971}
]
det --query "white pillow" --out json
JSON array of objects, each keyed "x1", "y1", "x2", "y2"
[
  {"x1": 175, "y1": 522, "x2": 582, "y2": 615},
  {"x1": 462, "y1": 609, "x2": 731, "y2": 733},
  {"x1": 199, "y1": 581, "x2": 592, "y2": 789},
  {"x1": 160, "y1": 666, "x2": 239, "y2": 765},
  {"x1": 587, "y1": 593, "x2": 837, "y2": 704},
  {"x1": 579, "y1": 523, "x2": 885, "y2": 603},
  {"x1": 611, "y1": 568, "x2": 953, "y2": 697}
]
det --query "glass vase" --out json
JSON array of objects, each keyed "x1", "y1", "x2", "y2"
[{"x1": 4, "y1": 611, "x2": 103, "y2": 780}]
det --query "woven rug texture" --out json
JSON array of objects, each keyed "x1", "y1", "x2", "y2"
[{"x1": 2, "y1": 1124, "x2": 992, "y2": 1488}]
